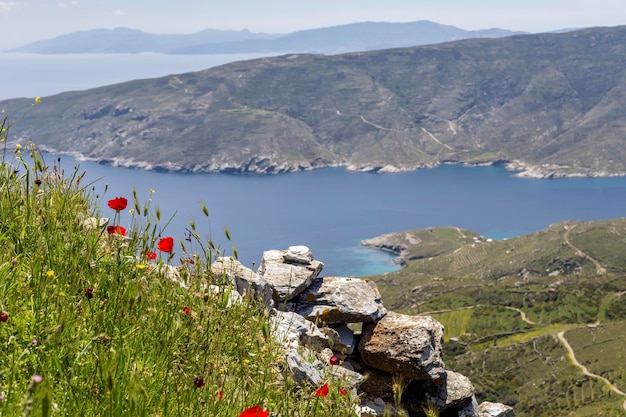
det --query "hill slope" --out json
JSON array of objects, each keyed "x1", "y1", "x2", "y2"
[
  {"x1": 2, "y1": 26, "x2": 626, "y2": 176},
  {"x1": 365, "y1": 219, "x2": 626, "y2": 416}
]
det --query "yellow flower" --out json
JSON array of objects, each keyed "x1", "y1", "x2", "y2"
[
  {"x1": 136, "y1": 264, "x2": 146, "y2": 270},
  {"x1": 35, "y1": 97, "x2": 41, "y2": 104},
  {"x1": 128, "y1": 208, "x2": 135, "y2": 215},
  {"x1": 46, "y1": 270, "x2": 55, "y2": 277},
  {"x1": 14, "y1": 143, "x2": 22, "y2": 153}
]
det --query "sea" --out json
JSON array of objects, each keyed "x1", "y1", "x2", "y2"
[{"x1": 2, "y1": 52, "x2": 626, "y2": 277}]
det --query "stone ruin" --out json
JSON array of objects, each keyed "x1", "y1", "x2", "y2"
[{"x1": 211, "y1": 245, "x2": 515, "y2": 417}]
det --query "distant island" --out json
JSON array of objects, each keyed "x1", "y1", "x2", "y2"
[
  {"x1": 7, "y1": 20, "x2": 526, "y2": 55},
  {"x1": 2, "y1": 25, "x2": 626, "y2": 178}
]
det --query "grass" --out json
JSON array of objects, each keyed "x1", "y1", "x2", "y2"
[{"x1": 0, "y1": 106, "x2": 357, "y2": 416}]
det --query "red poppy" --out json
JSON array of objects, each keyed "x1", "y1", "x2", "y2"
[
  {"x1": 106, "y1": 225, "x2": 127, "y2": 236},
  {"x1": 340, "y1": 387, "x2": 348, "y2": 395},
  {"x1": 0, "y1": 311, "x2": 8, "y2": 322},
  {"x1": 157, "y1": 236, "x2": 174, "y2": 253},
  {"x1": 239, "y1": 406, "x2": 269, "y2": 417},
  {"x1": 107, "y1": 197, "x2": 128, "y2": 211},
  {"x1": 85, "y1": 288, "x2": 94, "y2": 299},
  {"x1": 145, "y1": 251, "x2": 157, "y2": 260},
  {"x1": 216, "y1": 391, "x2": 224, "y2": 399},
  {"x1": 314, "y1": 383, "x2": 329, "y2": 397},
  {"x1": 329, "y1": 355, "x2": 339, "y2": 365},
  {"x1": 182, "y1": 307, "x2": 191, "y2": 315}
]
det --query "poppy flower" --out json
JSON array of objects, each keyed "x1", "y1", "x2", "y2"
[
  {"x1": 85, "y1": 288, "x2": 94, "y2": 299},
  {"x1": 216, "y1": 390, "x2": 224, "y2": 399},
  {"x1": 0, "y1": 311, "x2": 8, "y2": 322},
  {"x1": 182, "y1": 307, "x2": 191, "y2": 315},
  {"x1": 314, "y1": 383, "x2": 329, "y2": 397},
  {"x1": 107, "y1": 225, "x2": 127, "y2": 236},
  {"x1": 329, "y1": 355, "x2": 339, "y2": 365},
  {"x1": 157, "y1": 236, "x2": 174, "y2": 253},
  {"x1": 239, "y1": 405, "x2": 269, "y2": 417},
  {"x1": 193, "y1": 376, "x2": 205, "y2": 388},
  {"x1": 145, "y1": 251, "x2": 157, "y2": 260},
  {"x1": 107, "y1": 197, "x2": 128, "y2": 211},
  {"x1": 340, "y1": 387, "x2": 348, "y2": 395}
]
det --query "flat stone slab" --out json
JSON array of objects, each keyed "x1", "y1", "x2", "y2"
[
  {"x1": 258, "y1": 249, "x2": 324, "y2": 302},
  {"x1": 293, "y1": 277, "x2": 387, "y2": 323}
]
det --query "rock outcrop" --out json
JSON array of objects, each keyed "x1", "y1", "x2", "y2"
[{"x1": 214, "y1": 246, "x2": 515, "y2": 417}]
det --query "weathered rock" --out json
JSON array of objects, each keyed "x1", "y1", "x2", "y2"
[
  {"x1": 258, "y1": 249, "x2": 324, "y2": 302},
  {"x1": 293, "y1": 277, "x2": 387, "y2": 323},
  {"x1": 459, "y1": 397, "x2": 480, "y2": 417},
  {"x1": 359, "y1": 367, "x2": 395, "y2": 401},
  {"x1": 403, "y1": 371, "x2": 475, "y2": 413},
  {"x1": 285, "y1": 348, "x2": 324, "y2": 386},
  {"x1": 326, "y1": 324, "x2": 357, "y2": 355},
  {"x1": 354, "y1": 397, "x2": 394, "y2": 417},
  {"x1": 477, "y1": 401, "x2": 516, "y2": 417},
  {"x1": 211, "y1": 257, "x2": 274, "y2": 308},
  {"x1": 270, "y1": 310, "x2": 329, "y2": 351},
  {"x1": 359, "y1": 312, "x2": 445, "y2": 380},
  {"x1": 284, "y1": 245, "x2": 314, "y2": 264}
]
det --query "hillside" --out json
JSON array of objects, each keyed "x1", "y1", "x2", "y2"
[
  {"x1": 365, "y1": 220, "x2": 626, "y2": 416},
  {"x1": 2, "y1": 25, "x2": 626, "y2": 176}
]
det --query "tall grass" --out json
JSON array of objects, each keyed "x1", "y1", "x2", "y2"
[{"x1": 0, "y1": 105, "x2": 357, "y2": 416}]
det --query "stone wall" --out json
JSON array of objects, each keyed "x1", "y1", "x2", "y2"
[{"x1": 211, "y1": 246, "x2": 515, "y2": 417}]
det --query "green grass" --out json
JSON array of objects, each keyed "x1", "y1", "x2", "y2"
[{"x1": 0, "y1": 107, "x2": 356, "y2": 416}]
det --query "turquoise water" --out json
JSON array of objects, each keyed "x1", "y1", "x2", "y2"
[{"x1": 43, "y1": 156, "x2": 626, "y2": 277}]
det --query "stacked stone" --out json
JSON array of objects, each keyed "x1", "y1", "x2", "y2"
[{"x1": 211, "y1": 246, "x2": 515, "y2": 417}]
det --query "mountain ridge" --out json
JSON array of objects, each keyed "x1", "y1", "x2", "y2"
[
  {"x1": 8, "y1": 20, "x2": 526, "y2": 54},
  {"x1": 2, "y1": 26, "x2": 626, "y2": 178}
]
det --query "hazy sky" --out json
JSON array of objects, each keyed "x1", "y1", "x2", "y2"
[{"x1": 1, "y1": 0, "x2": 625, "y2": 50}]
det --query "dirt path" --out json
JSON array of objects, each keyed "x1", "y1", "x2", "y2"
[
  {"x1": 563, "y1": 225, "x2": 606, "y2": 275},
  {"x1": 557, "y1": 331, "x2": 626, "y2": 411},
  {"x1": 421, "y1": 304, "x2": 536, "y2": 325}
]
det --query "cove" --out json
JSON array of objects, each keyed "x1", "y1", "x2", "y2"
[{"x1": 50, "y1": 155, "x2": 626, "y2": 277}]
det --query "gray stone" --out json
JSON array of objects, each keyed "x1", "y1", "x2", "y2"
[
  {"x1": 403, "y1": 371, "x2": 475, "y2": 413},
  {"x1": 285, "y1": 348, "x2": 324, "y2": 386},
  {"x1": 270, "y1": 310, "x2": 328, "y2": 351},
  {"x1": 284, "y1": 245, "x2": 314, "y2": 264},
  {"x1": 354, "y1": 397, "x2": 394, "y2": 417},
  {"x1": 477, "y1": 402, "x2": 516, "y2": 417},
  {"x1": 258, "y1": 249, "x2": 323, "y2": 302},
  {"x1": 359, "y1": 312, "x2": 445, "y2": 380},
  {"x1": 294, "y1": 277, "x2": 387, "y2": 323},
  {"x1": 211, "y1": 257, "x2": 274, "y2": 308}
]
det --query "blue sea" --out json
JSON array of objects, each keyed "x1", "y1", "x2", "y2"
[{"x1": 2, "y1": 52, "x2": 626, "y2": 277}]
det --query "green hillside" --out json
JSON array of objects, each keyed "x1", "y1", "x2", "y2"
[
  {"x1": 2, "y1": 26, "x2": 626, "y2": 176},
  {"x1": 368, "y1": 222, "x2": 626, "y2": 416}
]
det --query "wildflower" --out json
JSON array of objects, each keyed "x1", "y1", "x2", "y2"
[
  {"x1": 46, "y1": 270, "x2": 55, "y2": 278},
  {"x1": 85, "y1": 288, "x2": 94, "y2": 299},
  {"x1": 182, "y1": 307, "x2": 191, "y2": 315},
  {"x1": 329, "y1": 355, "x2": 339, "y2": 365},
  {"x1": 0, "y1": 311, "x2": 8, "y2": 322},
  {"x1": 107, "y1": 197, "x2": 128, "y2": 211},
  {"x1": 145, "y1": 251, "x2": 157, "y2": 260},
  {"x1": 107, "y1": 225, "x2": 127, "y2": 236},
  {"x1": 31, "y1": 375, "x2": 43, "y2": 385},
  {"x1": 193, "y1": 376, "x2": 205, "y2": 388},
  {"x1": 11, "y1": 259, "x2": 17, "y2": 265},
  {"x1": 32, "y1": 338, "x2": 38, "y2": 345},
  {"x1": 34, "y1": 179, "x2": 42, "y2": 186},
  {"x1": 157, "y1": 236, "x2": 174, "y2": 253},
  {"x1": 136, "y1": 264, "x2": 146, "y2": 270},
  {"x1": 14, "y1": 143, "x2": 21, "y2": 153},
  {"x1": 216, "y1": 390, "x2": 224, "y2": 399},
  {"x1": 340, "y1": 387, "x2": 348, "y2": 395},
  {"x1": 314, "y1": 383, "x2": 329, "y2": 397},
  {"x1": 239, "y1": 405, "x2": 269, "y2": 417},
  {"x1": 34, "y1": 97, "x2": 41, "y2": 104}
]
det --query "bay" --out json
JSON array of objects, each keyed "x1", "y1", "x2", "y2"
[
  {"x1": 3, "y1": 52, "x2": 626, "y2": 277},
  {"x1": 45, "y1": 154, "x2": 626, "y2": 277}
]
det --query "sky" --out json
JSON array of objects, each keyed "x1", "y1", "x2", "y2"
[{"x1": 0, "y1": 0, "x2": 625, "y2": 50}]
